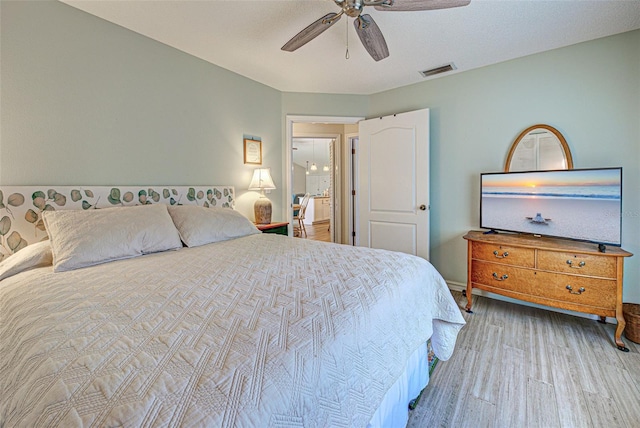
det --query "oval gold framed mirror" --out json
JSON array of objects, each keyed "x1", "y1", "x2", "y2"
[{"x1": 505, "y1": 124, "x2": 573, "y2": 172}]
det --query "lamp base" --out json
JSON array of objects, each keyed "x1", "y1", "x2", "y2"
[{"x1": 254, "y1": 196, "x2": 272, "y2": 225}]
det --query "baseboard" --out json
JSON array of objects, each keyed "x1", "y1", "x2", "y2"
[{"x1": 445, "y1": 280, "x2": 618, "y2": 324}]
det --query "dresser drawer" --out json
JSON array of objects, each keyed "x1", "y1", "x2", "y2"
[
  {"x1": 470, "y1": 260, "x2": 534, "y2": 294},
  {"x1": 471, "y1": 241, "x2": 535, "y2": 268},
  {"x1": 537, "y1": 250, "x2": 617, "y2": 278},
  {"x1": 534, "y1": 271, "x2": 617, "y2": 309}
]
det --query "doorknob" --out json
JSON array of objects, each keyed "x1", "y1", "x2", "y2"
[{"x1": 419, "y1": 204, "x2": 427, "y2": 211}]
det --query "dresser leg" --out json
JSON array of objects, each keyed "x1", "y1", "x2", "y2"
[
  {"x1": 614, "y1": 316, "x2": 628, "y2": 352},
  {"x1": 597, "y1": 316, "x2": 606, "y2": 324},
  {"x1": 465, "y1": 286, "x2": 473, "y2": 313}
]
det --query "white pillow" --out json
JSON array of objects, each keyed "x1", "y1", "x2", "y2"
[
  {"x1": 0, "y1": 240, "x2": 53, "y2": 281},
  {"x1": 167, "y1": 205, "x2": 260, "y2": 247},
  {"x1": 43, "y1": 204, "x2": 182, "y2": 272}
]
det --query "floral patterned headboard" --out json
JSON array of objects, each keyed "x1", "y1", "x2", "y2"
[{"x1": 0, "y1": 185, "x2": 234, "y2": 260}]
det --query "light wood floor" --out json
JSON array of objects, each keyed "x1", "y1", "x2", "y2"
[
  {"x1": 294, "y1": 221, "x2": 331, "y2": 242},
  {"x1": 408, "y1": 291, "x2": 640, "y2": 428}
]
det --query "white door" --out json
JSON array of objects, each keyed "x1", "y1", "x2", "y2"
[{"x1": 356, "y1": 108, "x2": 430, "y2": 259}]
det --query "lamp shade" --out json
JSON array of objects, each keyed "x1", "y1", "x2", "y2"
[{"x1": 248, "y1": 168, "x2": 276, "y2": 190}]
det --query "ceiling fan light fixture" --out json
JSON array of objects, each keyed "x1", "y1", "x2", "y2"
[
  {"x1": 282, "y1": 0, "x2": 471, "y2": 62},
  {"x1": 419, "y1": 62, "x2": 457, "y2": 78}
]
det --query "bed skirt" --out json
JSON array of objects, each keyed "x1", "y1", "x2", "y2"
[{"x1": 367, "y1": 341, "x2": 430, "y2": 427}]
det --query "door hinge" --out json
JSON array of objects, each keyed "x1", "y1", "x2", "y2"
[
  {"x1": 352, "y1": 231, "x2": 356, "y2": 237},
  {"x1": 352, "y1": 148, "x2": 356, "y2": 154},
  {"x1": 352, "y1": 190, "x2": 356, "y2": 196}
]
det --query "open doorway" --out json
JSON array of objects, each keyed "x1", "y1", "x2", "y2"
[
  {"x1": 285, "y1": 115, "x2": 363, "y2": 245},
  {"x1": 292, "y1": 137, "x2": 333, "y2": 242}
]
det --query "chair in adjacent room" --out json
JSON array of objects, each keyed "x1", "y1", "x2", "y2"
[
  {"x1": 292, "y1": 193, "x2": 305, "y2": 217},
  {"x1": 293, "y1": 193, "x2": 310, "y2": 238}
]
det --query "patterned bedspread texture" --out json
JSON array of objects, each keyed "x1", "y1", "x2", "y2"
[{"x1": 0, "y1": 234, "x2": 465, "y2": 427}]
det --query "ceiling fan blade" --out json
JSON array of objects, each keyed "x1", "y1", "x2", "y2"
[
  {"x1": 354, "y1": 14, "x2": 389, "y2": 62},
  {"x1": 374, "y1": 0, "x2": 471, "y2": 12},
  {"x1": 281, "y1": 13, "x2": 341, "y2": 52}
]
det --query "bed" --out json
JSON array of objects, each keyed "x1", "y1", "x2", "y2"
[{"x1": 0, "y1": 186, "x2": 465, "y2": 427}]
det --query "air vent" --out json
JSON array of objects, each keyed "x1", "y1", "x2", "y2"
[{"x1": 419, "y1": 63, "x2": 456, "y2": 78}]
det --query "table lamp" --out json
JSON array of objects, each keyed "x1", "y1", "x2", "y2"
[{"x1": 248, "y1": 168, "x2": 276, "y2": 224}]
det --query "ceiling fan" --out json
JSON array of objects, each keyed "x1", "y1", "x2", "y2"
[{"x1": 281, "y1": 0, "x2": 471, "y2": 61}]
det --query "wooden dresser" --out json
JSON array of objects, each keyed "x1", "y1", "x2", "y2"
[{"x1": 463, "y1": 230, "x2": 633, "y2": 351}]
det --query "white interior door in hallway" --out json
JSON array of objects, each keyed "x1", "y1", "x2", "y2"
[{"x1": 356, "y1": 108, "x2": 430, "y2": 259}]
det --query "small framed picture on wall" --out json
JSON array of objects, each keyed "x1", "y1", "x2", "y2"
[{"x1": 244, "y1": 138, "x2": 262, "y2": 165}]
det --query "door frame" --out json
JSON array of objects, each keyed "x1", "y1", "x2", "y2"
[
  {"x1": 345, "y1": 132, "x2": 359, "y2": 246},
  {"x1": 292, "y1": 133, "x2": 340, "y2": 240},
  {"x1": 285, "y1": 115, "x2": 363, "y2": 240}
]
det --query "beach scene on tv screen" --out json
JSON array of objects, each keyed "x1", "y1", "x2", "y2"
[{"x1": 481, "y1": 169, "x2": 621, "y2": 245}]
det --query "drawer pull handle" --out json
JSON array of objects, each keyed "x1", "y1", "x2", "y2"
[
  {"x1": 492, "y1": 273, "x2": 509, "y2": 281},
  {"x1": 566, "y1": 260, "x2": 586, "y2": 269},
  {"x1": 493, "y1": 250, "x2": 509, "y2": 259},
  {"x1": 566, "y1": 285, "x2": 586, "y2": 295}
]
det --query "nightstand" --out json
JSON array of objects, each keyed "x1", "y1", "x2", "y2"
[{"x1": 255, "y1": 221, "x2": 288, "y2": 236}]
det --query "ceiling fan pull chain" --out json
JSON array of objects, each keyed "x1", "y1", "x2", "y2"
[{"x1": 345, "y1": 18, "x2": 350, "y2": 59}]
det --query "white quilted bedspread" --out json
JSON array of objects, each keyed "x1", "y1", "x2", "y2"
[{"x1": 1, "y1": 234, "x2": 465, "y2": 427}]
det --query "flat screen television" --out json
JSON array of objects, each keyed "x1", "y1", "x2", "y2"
[{"x1": 480, "y1": 167, "x2": 622, "y2": 246}]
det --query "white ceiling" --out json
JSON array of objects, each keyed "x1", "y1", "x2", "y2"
[{"x1": 62, "y1": 0, "x2": 640, "y2": 95}]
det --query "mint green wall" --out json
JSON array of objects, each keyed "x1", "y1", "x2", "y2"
[
  {"x1": 281, "y1": 92, "x2": 369, "y2": 118},
  {"x1": 368, "y1": 30, "x2": 640, "y2": 303},
  {"x1": 0, "y1": 0, "x2": 283, "y2": 218}
]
